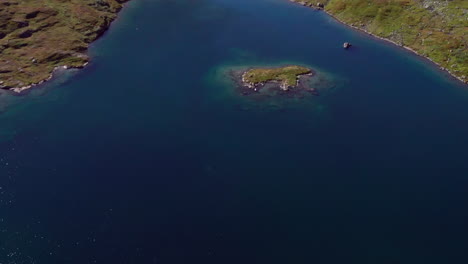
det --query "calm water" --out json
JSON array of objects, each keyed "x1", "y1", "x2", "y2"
[{"x1": 1, "y1": 0, "x2": 468, "y2": 263}]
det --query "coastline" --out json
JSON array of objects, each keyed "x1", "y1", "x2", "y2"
[
  {"x1": 8, "y1": 64, "x2": 86, "y2": 93},
  {"x1": 241, "y1": 68, "x2": 314, "y2": 91},
  {"x1": 225, "y1": 65, "x2": 319, "y2": 98},
  {"x1": 5, "y1": 0, "x2": 465, "y2": 93},
  {"x1": 2, "y1": 1, "x2": 131, "y2": 93},
  {"x1": 289, "y1": 0, "x2": 467, "y2": 85},
  {"x1": 219, "y1": 62, "x2": 338, "y2": 98}
]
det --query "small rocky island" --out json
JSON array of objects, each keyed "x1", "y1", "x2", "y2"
[{"x1": 242, "y1": 66, "x2": 313, "y2": 91}]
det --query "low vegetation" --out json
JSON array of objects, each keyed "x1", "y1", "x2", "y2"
[
  {"x1": 2, "y1": 0, "x2": 465, "y2": 89},
  {"x1": 0, "y1": 0, "x2": 129, "y2": 89},
  {"x1": 292, "y1": 0, "x2": 468, "y2": 83},
  {"x1": 243, "y1": 65, "x2": 312, "y2": 88}
]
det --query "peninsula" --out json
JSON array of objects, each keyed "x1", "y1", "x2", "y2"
[
  {"x1": 0, "y1": 0, "x2": 129, "y2": 91},
  {"x1": 291, "y1": 0, "x2": 468, "y2": 84},
  {"x1": 242, "y1": 65, "x2": 313, "y2": 91}
]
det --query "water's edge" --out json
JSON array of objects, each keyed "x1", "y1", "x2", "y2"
[
  {"x1": 5, "y1": 1, "x2": 132, "y2": 93},
  {"x1": 288, "y1": 0, "x2": 467, "y2": 85}
]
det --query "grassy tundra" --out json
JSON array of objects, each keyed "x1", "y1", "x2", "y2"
[
  {"x1": 292, "y1": 0, "x2": 468, "y2": 83},
  {"x1": 0, "y1": 0, "x2": 129, "y2": 89}
]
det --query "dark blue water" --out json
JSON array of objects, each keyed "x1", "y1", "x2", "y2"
[{"x1": 1, "y1": 0, "x2": 468, "y2": 263}]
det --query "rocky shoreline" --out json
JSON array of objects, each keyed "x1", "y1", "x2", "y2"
[
  {"x1": 289, "y1": 0, "x2": 467, "y2": 85},
  {"x1": 228, "y1": 66, "x2": 320, "y2": 97},
  {"x1": 0, "y1": 0, "x2": 131, "y2": 93},
  {"x1": 6, "y1": 58, "x2": 85, "y2": 94},
  {"x1": 241, "y1": 70, "x2": 314, "y2": 92},
  {"x1": 8, "y1": 64, "x2": 85, "y2": 93}
]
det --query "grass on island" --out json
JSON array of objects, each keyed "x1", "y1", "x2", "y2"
[
  {"x1": 243, "y1": 66, "x2": 312, "y2": 87},
  {"x1": 292, "y1": 0, "x2": 468, "y2": 83},
  {"x1": 0, "y1": 0, "x2": 129, "y2": 89}
]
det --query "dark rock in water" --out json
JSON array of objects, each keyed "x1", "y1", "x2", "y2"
[{"x1": 343, "y1": 42, "x2": 351, "y2": 49}]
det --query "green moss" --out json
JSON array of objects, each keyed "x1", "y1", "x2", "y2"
[{"x1": 243, "y1": 66, "x2": 312, "y2": 87}]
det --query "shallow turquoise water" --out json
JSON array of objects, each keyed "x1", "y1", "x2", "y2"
[{"x1": 1, "y1": 0, "x2": 468, "y2": 263}]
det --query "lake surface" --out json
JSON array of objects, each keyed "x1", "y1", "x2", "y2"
[{"x1": 1, "y1": 0, "x2": 468, "y2": 263}]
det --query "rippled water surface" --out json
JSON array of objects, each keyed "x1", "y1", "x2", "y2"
[{"x1": 1, "y1": 0, "x2": 468, "y2": 263}]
